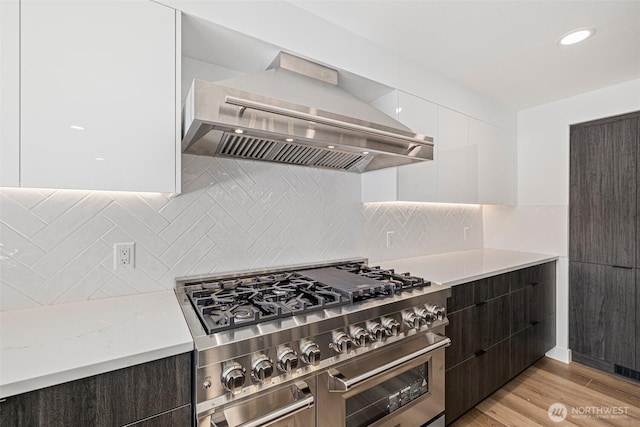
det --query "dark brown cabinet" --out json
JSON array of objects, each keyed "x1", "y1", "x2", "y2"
[
  {"x1": 445, "y1": 338, "x2": 510, "y2": 423},
  {"x1": 445, "y1": 295, "x2": 511, "y2": 368},
  {"x1": 569, "y1": 116, "x2": 637, "y2": 267},
  {"x1": 0, "y1": 353, "x2": 191, "y2": 427},
  {"x1": 569, "y1": 263, "x2": 635, "y2": 369},
  {"x1": 569, "y1": 112, "x2": 640, "y2": 377},
  {"x1": 444, "y1": 262, "x2": 556, "y2": 425}
]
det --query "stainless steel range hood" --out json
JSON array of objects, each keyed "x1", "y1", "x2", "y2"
[{"x1": 182, "y1": 52, "x2": 434, "y2": 173}]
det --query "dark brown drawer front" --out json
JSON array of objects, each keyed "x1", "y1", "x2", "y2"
[
  {"x1": 447, "y1": 272, "x2": 512, "y2": 313},
  {"x1": 0, "y1": 353, "x2": 191, "y2": 427},
  {"x1": 448, "y1": 281, "x2": 475, "y2": 312},
  {"x1": 510, "y1": 314, "x2": 555, "y2": 378},
  {"x1": 446, "y1": 339, "x2": 510, "y2": 425},
  {"x1": 446, "y1": 294, "x2": 511, "y2": 368}
]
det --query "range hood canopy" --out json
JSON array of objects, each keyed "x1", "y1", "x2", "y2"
[{"x1": 182, "y1": 52, "x2": 434, "y2": 173}]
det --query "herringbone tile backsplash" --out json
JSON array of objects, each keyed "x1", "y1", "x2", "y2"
[{"x1": 0, "y1": 155, "x2": 482, "y2": 311}]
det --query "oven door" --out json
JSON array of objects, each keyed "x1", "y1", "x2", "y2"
[
  {"x1": 206, "y1": 379, "x2": 315, "y2": 427},
  {"x1": 317, "y1": 332, "x2": 450, "y2": 427}
]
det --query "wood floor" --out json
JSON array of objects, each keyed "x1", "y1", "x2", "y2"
[{"x1": 451, "y1": 357, "x2": 640, "y2": 426}]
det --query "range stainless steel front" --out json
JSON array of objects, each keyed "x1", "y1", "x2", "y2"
[
  {"x1": 175, "y1": 258, "x2": 451, "y2": 427},
  {"x1": 318, "y1": 331, "x2": 448, "y2": 427}
]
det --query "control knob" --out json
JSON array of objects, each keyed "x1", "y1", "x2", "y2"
[
  {"x1": 221, "y1": 362, "x2": 246, "y2": 393},
  {"x1": 426, "y1": 303, "x2": 446, "y2": 321},
  {"x1": 366, "y1": 320, "x2": 386, "y2": 341},
  {"x1": 333, "y1": 331, "x2": 353, "y2": 353},
  {"x1": 277, "y1": 347, "x2": 299, "y2": 373},
  {"x1": 403, "y1": 310, "x2": 422, "y2": 330},
  {"x1": 251, "y1": 355, "x2": 273, "y2": 382},
  {"x1": 381, "y1": 317, "x2": 400, "y2": 336},
  {"x1": 300, "y1": 341, "x2": 321, "y2": 365},
  {"x1": 414, "y1": 306, "x2": 434, "y2": 324},
  {"x1": 351, "y1": 326, "x2": 370, "y2": 347}
]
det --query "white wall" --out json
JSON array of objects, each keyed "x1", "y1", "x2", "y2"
[{"x1": 484, "y1": 78, "x2": 640, "y2": 363}]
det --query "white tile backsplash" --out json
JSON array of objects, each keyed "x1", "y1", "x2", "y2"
[
  {"x1": 364, "y1": 202, "x2": 483, "y2": 262},
  {"x1": 0, "y1": 155, "x2": 483, "y2": 311}
]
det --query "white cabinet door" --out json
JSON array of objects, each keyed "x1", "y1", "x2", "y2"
[
  {"x1": 437, "y1": 107, "x2": 471, "y2": 203},
  {"x1": 20, "y1": 1, "x2": 177, "y2": 192},
  {"x1": 363, "y1": 92, "x2": 516, "y2": 205},
  {"x1": 0, "y1": 0, "x2": 20, "y2": 187},
  {"x1": 396, "y1": 91, "x2": 439, "y2": 202},
  {"x1": 471, "y1": 118, "x2": 516, "y2": 205}
]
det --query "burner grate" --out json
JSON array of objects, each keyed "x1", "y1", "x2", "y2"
[
  {"x1": 185, "y1": 262, "x2": 429, "y2": 334},
  {"x1": 187, "y1": 272, "x2": 349, "y2": 334}
]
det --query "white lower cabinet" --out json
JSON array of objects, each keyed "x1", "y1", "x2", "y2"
[
  {"x1": 363, "y1": 90, "x2": 516, "y2": 205},
  {"x1": 3, "y1": 1, "x2": 179, "y2": 193}
]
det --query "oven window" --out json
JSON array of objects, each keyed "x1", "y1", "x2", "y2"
[{"x1": 345, "y1": 362, "x2": 429, "y2": 427}]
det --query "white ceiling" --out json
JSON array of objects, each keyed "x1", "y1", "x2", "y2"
[{"x1": 288, "y1": 0, "x2": 640, "y2": 111}]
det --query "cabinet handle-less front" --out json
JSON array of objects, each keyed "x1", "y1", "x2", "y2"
[
  {"x1": 238, "y1": 381, "x2": 313, "y2": 427},
  {"x1": 327, "y1": 334, "x2": 451, "y2": 392}
]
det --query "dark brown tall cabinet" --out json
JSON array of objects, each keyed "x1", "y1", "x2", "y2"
[{"x1": 569, "y1": 112, "x2": 640, "y2": 377}]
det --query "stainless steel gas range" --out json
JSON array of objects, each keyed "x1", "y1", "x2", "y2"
[{"x1": 176, "y1": 258, "x2": 451, "y2": 427}]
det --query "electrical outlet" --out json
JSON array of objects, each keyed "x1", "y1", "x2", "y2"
[
  {"x1": 386, "y1": 231, "x2": 395, "y2": 248},
  {"x1": 114, "y1": 242, "x2": 135, "y2": 270}
]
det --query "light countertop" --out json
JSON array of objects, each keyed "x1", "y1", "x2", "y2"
[
  {"x1": 0, "y1": 290, "x2": 193, "y2": 399},
  {"x1": 0, "y1": 249, "x2": 556, "y2": 398},
  {"x1": 374, "y1": 248, "x2": 558, "y2": 286}
]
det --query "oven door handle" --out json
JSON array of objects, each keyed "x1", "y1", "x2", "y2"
[
  {"x1": 327, "y1": 333, "x2": 451, "y2": 392},
  {"x1": 214, "y1": 381, "x2": 314, "y2": 427}
]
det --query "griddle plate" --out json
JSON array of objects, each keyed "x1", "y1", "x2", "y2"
[{"x1": 300, "y1": 267, "x2": 395, "y2": 303}]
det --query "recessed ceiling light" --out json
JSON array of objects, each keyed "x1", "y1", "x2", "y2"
[
  {"x1": 559, "y1": 28, "x2": 595, "y2": 46},
  {"x1": 285, "y1": 138, "x2": 294, "y2": 142},
  {"x1": 327, "y1": 145, "x2": 335, "y2": 149},
  {"x1": 70, "y1": 125, "x2": 85, "y2": 130},
  {"x1": 362, "y1": 151, "x2": 370, "y2": 155},
  {"x1": 234, "y1": 129, "x2": 244, "y2": 134}
]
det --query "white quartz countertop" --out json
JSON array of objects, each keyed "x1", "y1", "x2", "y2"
[
  {"x1": 375, "y1": 248, "x2": 558, "y2": 286},
  {"x1": 0, "y1": 290, "x2": 193, "y2": 399}
]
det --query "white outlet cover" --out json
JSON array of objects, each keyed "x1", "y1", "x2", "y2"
[{"x1": 114, "y1": 242, "x2": 135, "y2": 270}]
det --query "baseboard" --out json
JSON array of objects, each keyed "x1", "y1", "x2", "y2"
[{"x1": 545, "y1": 346, "x2": 571, "y2": 364}]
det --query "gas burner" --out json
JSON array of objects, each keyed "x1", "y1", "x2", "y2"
[
  {"x1": 336, "y1": 263, "x2": 429, "y2": 292},
  {"x1": 233, "y1": 306, "x2": 255, "y2": 320},
  {"x1": 186, "y1": 262, "x2": 429, "y2": 334},
  {"x1": 187, "y1": 272, "x2": 349, "y2": 333}
]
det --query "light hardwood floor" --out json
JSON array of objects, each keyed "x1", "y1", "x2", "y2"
[{"x1": 451, "y1": 357, "x2": 640, "y2": 426}]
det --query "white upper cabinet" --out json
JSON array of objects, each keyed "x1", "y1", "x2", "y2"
[
  {"x1": 0, "y1": 0, "x2": 20, "y2": 187},
  {"x1": 363, "y1": 90, "x2": 516, "y2": 205},
  {"x1": 436, "y1": 106, "x2": 471, "y2": 203},
  {"x1": 470, "y1": 118, "x2": 517, "y2": 205},
  {"x1": 17, "y1": 1, "x2": 179, "y2": 192},
  {"x1": 396, "y1": 92, "x2": 439, "y2": 202}
]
